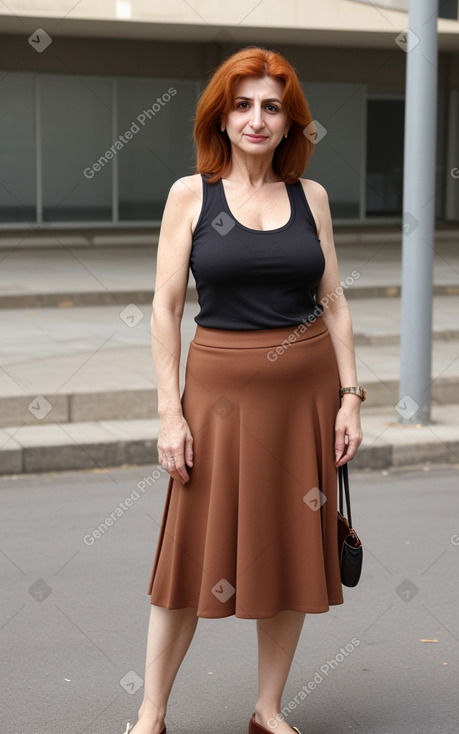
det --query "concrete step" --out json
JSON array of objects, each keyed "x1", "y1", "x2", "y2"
[
  {"x1": 0, "y1": 245, "x2": 166, "y2": 309},
  {"x1": 1, "y1": 301, "x2": 459, "y2": 426},
  {"x1": 0, "y1": 228, "x2": 159, "y2": 249},
  {"x1": 2, "y1": 404, "x2": 459, "y2": 475},
  {"x1": 349, "y1": 295, "x2": 459, "y2": 345},
  {"x1": 0, "y1": 389, "x2": 157, "y2": 427},
  {"x1": 355, "y1": 404, "x2": 459, "y2": 471},
  {"x1": 2, "y1": 283, "x2": 459, "y2": 310},
  {"x1": 1, "y1": 373, "x2": 459, "y2": 428},
  {"x1": 0, "y1": 289, "x2": 191, "y2": 310},
  {"x1": 0, "y1": 419, "x2": 160, "y2": 475},
  {"x1": 0, "y1": 224, "x2": 457, "y2": 249},
  {"x1": 1, "y1": 240, "x2": 458, "y2": 309},
  {"x1": 354, "y1": 329, "x2": 459, "y2": 346}
]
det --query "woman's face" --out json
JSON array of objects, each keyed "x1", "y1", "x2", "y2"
[{"x1": 223, "y1": 76, "x2": 290, "y2": 157}]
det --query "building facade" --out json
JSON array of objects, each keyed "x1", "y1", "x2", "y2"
[{"x1": 0, "y1": 0, "x2": 458, "y2": 229}]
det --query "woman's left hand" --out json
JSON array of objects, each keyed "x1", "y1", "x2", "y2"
[{"x1": 334, "y1": 397, "x2": 363, "y2": 466}]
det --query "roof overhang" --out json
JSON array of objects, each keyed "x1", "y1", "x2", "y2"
[{"x1": 0, "y1": 0, "x2": 458, "y2": 51}]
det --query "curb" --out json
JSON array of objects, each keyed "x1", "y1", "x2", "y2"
[
  {"x1": 1, "y1": 283, "x2": 459, "y2": 310},
  {"x1": 353, "y1": 438, "x2": 459, "y2": 471},
  {"x1": 0, "y1": 230, "x2": 159, "y2": 250},
  {"x1": 0, "y1": 390, "x2": 158, "y2": 428},
  {"x1": 0, "y1": 226, "x2": 457, "y2": 249},
  {"x1": 1, "y1": 419, "x2": 459, "y2": 476},
  {"x1": 353, "y1": 329, "x2": 459, "y2": 346},
  {"x1": 2, "y1": 377, "x2": 459, "y2": 427},
  {"x1": 0, "y1": 420, "x2": 160, "y2": 475},
  {"x1": 0, "y1": 288, "x2": 198, "y2": 309}
]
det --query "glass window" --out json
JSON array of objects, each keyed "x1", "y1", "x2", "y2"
[
  {"x1": 302, "y1": 82, "x2": 366, "y2": 219},
  {"x1": 366, "y1": 98, "x2": 404, "y2": 217},
  {"x1": 41, "y1": 76, "x2": 113, "y2": 222},
  {"x1": 0, "y1": 73, "x2": 36, "y2": 223},
  {"x1": 117, "y1": 79, "x2": 197, "y2": 220}
]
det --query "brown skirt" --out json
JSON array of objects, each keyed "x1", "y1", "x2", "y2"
[{"x1": 148, "y1": 316, "x2": 343, "y2": 618}]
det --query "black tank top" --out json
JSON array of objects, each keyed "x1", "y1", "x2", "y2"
[{"x1": 190, "y1": 174, "x2": 325, "y2": 330}]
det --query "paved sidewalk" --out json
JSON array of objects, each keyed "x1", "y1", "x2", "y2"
[
  {"x1": 1, "y1": 237, "x2": 458, "y2": 474},
  {"x1": 1, "y1": 239, "x2": 459, "y2": 307},
  {"x1": 1, "y1": 298, "x2": 459, "y2": 395}
]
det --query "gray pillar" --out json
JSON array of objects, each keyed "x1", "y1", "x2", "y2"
[{"x1": 398, "y1": 0, "x2": 438, "y2": 424}]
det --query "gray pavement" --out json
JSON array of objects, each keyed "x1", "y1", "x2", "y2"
[
  {"x1": 1, "y1": 237, "x2": 459, "y2": 473},
  {"x1": 1, "y1": 240, "x2": 459, "y2": 308},
  {"x1": 1, "y1": 298, "x2": 458, "y2": 398},
  {"x1": 1, "y1": 298, "x2": 459, "y2": 396},
  {"x1": 1, "y1": 465, "x2": 459, "y2": 734}
]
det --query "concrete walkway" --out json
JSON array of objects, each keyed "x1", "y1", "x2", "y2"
[
  {"x1": 1, "y1": 239, "x2": 459, "y2": 307},
  {"x1": 1, "y1": 239, "x2": 458, "y2": 474}
]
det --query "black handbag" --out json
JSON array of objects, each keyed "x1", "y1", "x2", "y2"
[{"x1": 337, "y1": 463, "x2": 363, "y2": 587}]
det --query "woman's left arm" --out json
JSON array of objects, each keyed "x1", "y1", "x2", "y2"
[{"x1": 302, "y1": 179, "x2": 363, "y2": 467}]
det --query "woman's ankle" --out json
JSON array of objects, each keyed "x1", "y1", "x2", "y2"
[
  {"x1": 137, "y1": 702, "x2": 165, "y2": 727},
  {"x1": 254, "y1": 706, "x2": 284, "y2": 731}
]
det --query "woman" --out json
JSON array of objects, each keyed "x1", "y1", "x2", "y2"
[{"x1": 129, "y1": 46, "x2": 363, "y2": 734}]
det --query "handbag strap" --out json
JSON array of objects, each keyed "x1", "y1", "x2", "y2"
[{"x1": 338, "y1": 463, "x2": 353, "y2": 528}]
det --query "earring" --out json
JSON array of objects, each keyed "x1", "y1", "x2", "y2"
[{"x1": 284, "y1": 133, "x2": 288, "y2": 138}]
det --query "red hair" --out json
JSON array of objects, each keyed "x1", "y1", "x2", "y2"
[{"x1": 193, "y1": 46, "x2": 314, "y2": 184}]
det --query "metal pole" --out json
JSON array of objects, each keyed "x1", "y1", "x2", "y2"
[{"x1": 398, "y1": 0, "x2": 438, "y2": 424}]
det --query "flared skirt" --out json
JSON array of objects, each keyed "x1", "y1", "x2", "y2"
[{"x1": 148, "y1": 316, "x2": 343, "y2": 618}]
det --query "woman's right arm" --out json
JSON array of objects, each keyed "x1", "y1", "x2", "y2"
[{"x1": 152, "y1": 176, "x2": 201, "y2": 484}]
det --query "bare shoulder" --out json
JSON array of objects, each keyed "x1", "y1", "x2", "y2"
[
  {"x1": 299, "y1": 178, "x2": 329, "y2": 202},
  {"x1": 298, "y1": 178, "x2": 331, "y2": 234},
  {"x1": 169, "y1": 173, "x2": 202, "y2": 201},
  {"x1": 165, "y1": 174, "x2": 203, "y2": 231}
]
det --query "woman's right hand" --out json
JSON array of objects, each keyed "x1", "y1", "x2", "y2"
[{"x1": 157, "y1": 412, "x2": 194, "y2": 485}]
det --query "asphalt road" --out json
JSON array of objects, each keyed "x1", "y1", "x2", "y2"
[{"x1": 1, "y1": 465, "x2": 458, "y2": 734}]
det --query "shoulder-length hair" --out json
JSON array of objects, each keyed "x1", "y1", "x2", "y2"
[{"x1": 193, "y1": 46, "x2": 314, "y2": 184}]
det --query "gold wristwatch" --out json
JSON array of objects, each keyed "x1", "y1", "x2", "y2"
[{"x1": 340, "y1": 386, "x2": 367, "y2": 402}]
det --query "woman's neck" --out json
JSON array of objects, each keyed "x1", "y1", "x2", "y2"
[{"x1": 223, "y1": 149, "x2": 281, "y2": 188}]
